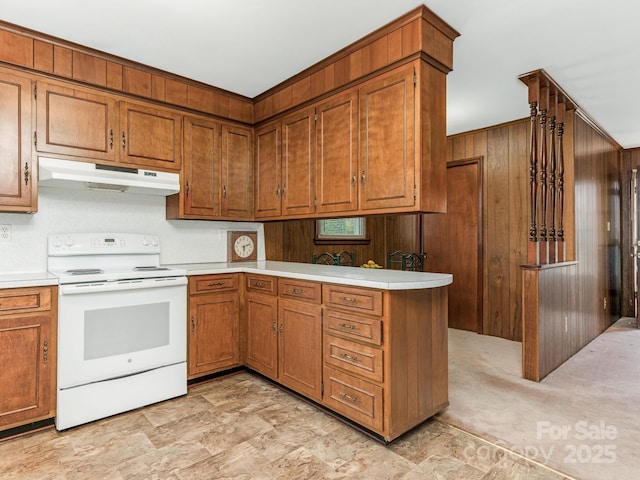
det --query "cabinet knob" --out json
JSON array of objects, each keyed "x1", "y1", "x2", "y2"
[
  {"x1": 122, "y1": 131, "x2": 126, "y2": 149},
  {"x1": 24, "y1": 162, "x2": 30, "y2": 186},
  {"x1": 109, "y1": 129, "x2": 114, "y2": 149},
  {"x1": 43, "y1": 339, "x2": 48, "y2": 362},
  {"x1": 271, "y1": 320, "x2": 277, "y2": 336},
  {"x1": 191, "y1": 317, "x2": 195, "y2": 333}
]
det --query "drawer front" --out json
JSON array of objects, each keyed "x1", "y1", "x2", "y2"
[
  {"x1": 324, "y1": 333, "x2": 383, "y2": 382},
  {"x1": 0, "y1": 287, "x2": 52, "y2": 315},
  {"x1": 245, "y1": 274, "x2": 277, "y2": 295},
  {"x1": 278, "y1": 278, "x2": 321, "y2": 304},
  {"x1": 323, "y1": 366, "x2": 383, "y2": 432},
  {"x1": 324, "y1": 309, "x2": 382, "y2": 345},
  {"x1": 189, "y1": 274, "x2": 239, "y2": 294},
  {"x1": 323, "y1": 284, "x2": 382, "y2": 316}
]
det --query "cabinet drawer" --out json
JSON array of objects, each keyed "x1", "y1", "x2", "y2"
[
  {"x1": 246, "y1": 274, "x2": 277, "y2": 295},
  {"x1": 324, "y1": 309, "x2": 382, "y2": 345},
  {"x1": 278, "y1": 278, "x2": 321, "y2": 304},
  {"x1": 324, "y1": 333, "x2": 383, "y2": 382},
  {"x1": 0, "y1": 287, "x2": 52, "y2": 315},
  {"x1": 189, "y1": 274, "x2": 239, "y2": 294},
  {"x1": 323, "y1": 284, "x2": 383, "y2": 316},
  {"x1": 323, "y1": 366, "x2": 383, "y2": 432}
]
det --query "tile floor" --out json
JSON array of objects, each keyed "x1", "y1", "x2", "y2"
[{"x1": 0, "y1": 372, "x2": 572, "y2": 480}]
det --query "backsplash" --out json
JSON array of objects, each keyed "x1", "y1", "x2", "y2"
[{"x1": 0, "y1": 187, "x2": 264, "y2": 273}]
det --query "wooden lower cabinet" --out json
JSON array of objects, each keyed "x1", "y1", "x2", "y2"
[
  {"x1": 321, "y1": 283, "x2": 449, "y2": 441},
  {"x1": 246, "y1": 292, "x2": 278, "y2": 378},
  {"x1": 0, "y1": 286, "x2": 57, "y2": 431},
  {"x1": 188, "y1": 275, "x2": 241, "y2": 379}
]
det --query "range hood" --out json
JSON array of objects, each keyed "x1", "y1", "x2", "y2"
[{"x1": 38, "y1": 157, "x2": 180, "y2": 196}]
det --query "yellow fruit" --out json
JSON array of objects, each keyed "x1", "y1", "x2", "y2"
[{"x1": 367, "y1": 260, "x2": 375, "y2": 265}]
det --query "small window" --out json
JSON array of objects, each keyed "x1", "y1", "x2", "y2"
[{"x1": 315, "y1": 217, "x2": 368, "y2": 244}]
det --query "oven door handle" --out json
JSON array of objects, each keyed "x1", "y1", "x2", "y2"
[{"x1": 60, "y1": 276, "x2": 187, "y2": 295}]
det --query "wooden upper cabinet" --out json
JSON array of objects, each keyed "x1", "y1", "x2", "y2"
[
  {"x1": 315, "y1": 89, "x2": 358, "y2": 214},
  {"x1": 221, "y1": 124, "x2": 253, "y2": 219},
  {"x1": 36, "y1": 80, "x2": 118, "y2": 163},
  {"x1": 359, "y1": 64, "x2": 416, "y2": 211},
  {"x1": 282, "y1": 106, "x2": 315, "y2": 217},
  {"x1": 119, "y1": 101, "x2": 182, "y2": 171},
  {"x1": 254, "y1": 121, "x2": 282, "y2": 219},
  {"x1": 168, "y1": 116, "x2": 221, "y2": 219},
  {"x1": 0, "y1": 70, "x2": 35, "y2": 212}
]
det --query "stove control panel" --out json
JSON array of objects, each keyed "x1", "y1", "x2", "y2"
[{"x1": 49, "y1": 233, "x2": 160, "y2": 256}]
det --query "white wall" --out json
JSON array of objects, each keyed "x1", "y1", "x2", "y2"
[{"x1": 0, "y1": 186, "x2": 264, "y2": 273}]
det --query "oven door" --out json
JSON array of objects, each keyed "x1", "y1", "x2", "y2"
[{"x1": 57, "y1": 276, "x2": 187, "y2": 389}]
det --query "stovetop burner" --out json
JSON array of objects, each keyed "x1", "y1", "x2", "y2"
[{"x1": 65, "y1": 268, "x2": 104, "y2": 275}]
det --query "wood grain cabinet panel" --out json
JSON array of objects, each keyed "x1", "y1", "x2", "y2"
[
  {"x1": 221, "y1": 124, "x2": 253, "y2": 219},
  {"x1": 245, "y1": 292, "x2": 278, "y2": 378},
  {"x1": 282, "y1": 107, "x2": 316, "y2": 217},
  {"x1": 359, "y1": 64, "x2": 416, "y2": 211},
  {"x1": 0, "y1": 286, "x2": 57, "y2": 431},
  {"x1": 167, "y1": 116, "x2": 221, "y2": 219},
  {"x1": 187, "y1": 275, "x2": 240, "y2": 379},
  {"x1": 119, "y1": 100, "x2": 182, "y2": 171},
  {"x1": 254, "y1": 121, "x2": 282, "y2": 219},
  {"x1": 0, "y1": 70, "x2": 34, "y2": 212},
  {"x1": 35, "y1": 80, "x2": 118, "y2": 163},
  {"x1": 315, "y1": 89, "x2": 359, "y2": 214}
]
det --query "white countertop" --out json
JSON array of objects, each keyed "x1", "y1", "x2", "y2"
[
  {"x1": 167, "y1": 260, "x2": 452, "y2": 290},
  {"x1": 0, "y1": 271, "x2": 59, "y2": 289}
]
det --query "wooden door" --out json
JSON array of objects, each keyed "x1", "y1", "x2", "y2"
[
  {"x1": 221, "y1": 124, "x2": 253, "y2": 219},
  {"x1": 423, "y1": 158, "x2": 483, "y2": 332},
  {"x1": 0, "y1": 314, "x2": 53, "y2": 428},
  {"x1": 120, "y1": 100, "x2": 182, "y2": 171},
  {"x1": 282, "y1": 107, "x2": 315, "y2": 217},
  {"x1": 278, "y1": 298, "x2": 322, "y2": 401},
  {"x1": 182, "y1": 116, "x2": 221, "y2": 218},
  {"x1": 246, "y1": 293, "x2": 279, "y2": 378},
  {"x1": 0, "y1": 70, "x2": 34, "y2": 212},
  {"x1": 359, "y1": 65, "x2": 415, "y2": 211},
  {"x1": 254, "y1": 121, "x2": 281, "y2": 218},
  {"x1": 36, "y1": 80, "x2": 118, "y2": 163},
  {"x1": 188, "y1": 292, "x2": 240, "y2": 377},
  {"x1": 316, "y1": 90, "x2": 358, "y2": 214}
]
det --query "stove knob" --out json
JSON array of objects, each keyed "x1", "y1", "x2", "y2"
[
  {"x1": 142, "y1": 238, "x2": 150, "y2": 246},
  {"x1": 151, "y1": 238, "x2": 159, "y2": 247},
  {"x1": 64, "y1": 238, "x2": 74, "y2": 247},
  {"x1": 52, "y1": 237, "x2": 62, "y2": 248}
]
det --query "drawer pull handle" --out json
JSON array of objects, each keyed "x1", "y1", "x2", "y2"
[
  {"x1": 340, "y1": 352, "x2": 359, "y2": 362},
  {"x1": 43, "y1": 339, "x2": 48, "y2": 362},
  {"x1": 253, "y1": 281, "x2": 265, "y2": 288},
  {"x1": 291, "y1": 288, "x2": 305, "y2": 295},
  {"x1": 207, "y1": 282, "x2": 225, "y2": 287},
  {"x1": 339, "y1": 392, "x2": 359, "y2": 403},
  {"x1": 337, "y1": 322, "x2": 356, "y2": 330},
  {"x1": 339, "y1": 296, "x2": 358, "y2": 303}
]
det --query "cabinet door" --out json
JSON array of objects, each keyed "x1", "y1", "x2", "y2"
[
  {"x1": 221, "y1": 124, "x2": 253, "y2": 219},
  {"x1": 316, "y1": 90, "x2": 358, "y2": 214},
  {"x1": 0, "y1": 314, "x2": 54, "y2": 429},
  {"x1": 0, "y1": 71, "x2": 34, "y2": 212},
  {"x1": 282, "y1": 107, "x2": 315, "y2": 217},
  {"x1": 35, "y1": 80, "x2": 118, "y2": 163},
  {"x1": 120, "y1": 101, "x2": 182, "y2": 171},
  {"x1": 254, "y1": 121, "x2": 281, "y2": 218},
  {"x1": 182, "y1": 116, "x2": 221, "y2": 218},
  {"x1": 359, "y1": 65, "x2": 416, "y2": 210},
  {"x1": 188, "y1": 292, "x2": 240, "y2": 378},
  {"x1": 278, "y1": 298, "x2": 322, "y2": 401},
  {"x1": 246, "y1": 293, "x2": 278, "y2": 379}
]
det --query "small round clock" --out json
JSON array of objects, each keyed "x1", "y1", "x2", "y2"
[{"x1": 228, "y1": 231, "x2": 258, "y2": 262}]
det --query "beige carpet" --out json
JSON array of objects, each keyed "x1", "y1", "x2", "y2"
[{"x1": 437, "y1": 318, "x2": 640, "y2": 480}]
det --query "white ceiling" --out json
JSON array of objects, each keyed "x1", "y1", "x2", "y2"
[{"x1": 3, "y1": 0, "x2": 640, "y2": 148}]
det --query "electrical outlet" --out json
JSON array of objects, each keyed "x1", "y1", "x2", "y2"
[{"x1": 0, "y1": 224, "x2": 11, "y2": 242}]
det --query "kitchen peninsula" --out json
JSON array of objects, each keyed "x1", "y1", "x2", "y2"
[{"x1": 176, "y1": 261, "x2": 451, "y2": 442}]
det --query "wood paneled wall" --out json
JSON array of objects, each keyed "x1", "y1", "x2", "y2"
[
  {"x1": 522, "y1": 112, "x2": 621, "y2": 381},
  {"x1": 446, "y1": 119, "x2": 530, "y2": 341},
  {"x1": 621, "y1": 148, "x2": 640, "y2": 317},
  {"x1": 264, "y1": 214, "x2": 420, "y2": 268}
]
